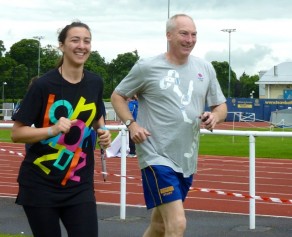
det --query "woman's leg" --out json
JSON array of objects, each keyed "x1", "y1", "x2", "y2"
[
  {"x1": 23, "y1": 205, "x2": 61, "y2": 237},
  {"x1": 60, "y1": 201, "x2": 98, "y2": 237}
]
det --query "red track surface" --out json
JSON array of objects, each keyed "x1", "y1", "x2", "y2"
[{"x1": 0, "y1": 141, "x2": 291, "y2": 218}]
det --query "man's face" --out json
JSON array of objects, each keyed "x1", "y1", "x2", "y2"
[{"x1": 167, "y1": 16, "x2": 197, "y2": 58}]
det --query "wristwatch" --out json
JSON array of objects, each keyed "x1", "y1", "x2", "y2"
[{"x1": 125, "y1": 119, "x2": 135, "y2": 128}]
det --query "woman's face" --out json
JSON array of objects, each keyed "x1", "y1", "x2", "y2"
[{"x1": 59, "y1": 26, "x2": 91, "y2": 67}]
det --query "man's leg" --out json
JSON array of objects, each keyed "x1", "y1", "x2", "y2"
[{"x1": 143, "y1": 200, "x2": 186, "y2": 237}]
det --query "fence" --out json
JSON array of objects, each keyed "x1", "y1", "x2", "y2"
[
  {"x1": 1, "y1": 123, "x2": 292, "y2": 230},
  {"x1": 105, "y1": 125, "x2": 292, "y2": 230},
  {"x1": 0, "y1": 109, "x2": 13, "y2": 121}
]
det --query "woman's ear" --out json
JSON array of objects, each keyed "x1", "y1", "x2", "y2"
[{"x1": 59, "y1": 43, "x2": 64, "y2": 53}]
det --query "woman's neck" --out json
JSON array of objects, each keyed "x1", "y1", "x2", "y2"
[{"x1": 59, "y1": 64, "x2": 84, "y2": 84}]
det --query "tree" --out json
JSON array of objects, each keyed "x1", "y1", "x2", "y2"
[
  {"x1": 0, "y1": 54, "x2": 29, "y2": 103},
  {"x1": 9, "y1": 39, "x2": 39, "y2": 78},
  {"x1": 107, "y1": 50, "x2": 139, "y2": 97},
  {"x1": 85, "y1": 51, "x2": 110, "y2": 98},
  {"x1": 41, "y1": 45, "x2": 61, "y2": 74},
  {"x1": 9, "y1": 64, "x2": 31, "y2": 103},
  {"x1": 85, "y1": 50, "x2": 107, "y2": 77},
  {"x1": 237, "y1": 72, "x2": 259, "y2": 98},
  {"x1": 211, "y1": 61, "x2": 237, "y2": 98},
  {"x1": 86, "y1": 51, "x2": 106, "y2": 68}
]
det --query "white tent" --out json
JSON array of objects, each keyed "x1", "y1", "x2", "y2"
[{"x1": 270, "y1": 108, "x2": 292, "y2": 128}]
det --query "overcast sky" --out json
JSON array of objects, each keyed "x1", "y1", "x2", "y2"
[{"x1": 2, "y1": 0, "x2": 292, "y2": 77}]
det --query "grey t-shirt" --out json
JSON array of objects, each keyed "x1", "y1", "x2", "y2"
[{"x1": 114, "y1": 54, "x2": 226, "y2": 177}]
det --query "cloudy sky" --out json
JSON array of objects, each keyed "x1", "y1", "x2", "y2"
[{"x1": 2, "y1": 0, "x2": 292, "y2": 77}]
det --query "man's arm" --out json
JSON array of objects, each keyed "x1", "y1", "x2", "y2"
[
  {"x1": 201, "y1": 103, "x2": 227, "y2": 131},
  {"x1": 111, "y1": 91, "x2": 134, "y2": 124},
  {"x1": 111, "y1": 91, "x2": 151, "y2": 144},
  {"x1": 210, "y1": 103, "x2": 227, "y2": 124}
]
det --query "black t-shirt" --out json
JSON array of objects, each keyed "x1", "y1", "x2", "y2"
[{"x1": 13, "y1": 69, "x2": 104, "y2": 207}]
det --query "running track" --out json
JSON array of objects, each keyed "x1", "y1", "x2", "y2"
[{"x1": 0, "y1": 142, "x2": 291, "y2": 218}]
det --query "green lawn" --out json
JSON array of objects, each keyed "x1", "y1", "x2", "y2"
[
  {"x1": 0, "y1": 130, "x2": 12, "y2": 142},
  {"x1": 0, "y1": 235, "x2": 31, "y2": 237},
  {"x1": 199, "y1": 134, "x2": 292, "y2": 158}
]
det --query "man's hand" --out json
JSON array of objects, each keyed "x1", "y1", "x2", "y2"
[
  {"x1": 200, "y1": 112, "x2": 217, "y2": 132},
  {"x1": 128, "y1": 122, "x2": 151, "y2": 144}
]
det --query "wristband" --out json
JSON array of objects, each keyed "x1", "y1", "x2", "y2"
[
  {"x1": 99, "y1": 126, "x2": 108, "y2": 130},
  {"x1": 48, "y1": 127, "x2": 53, "y2": 137}
]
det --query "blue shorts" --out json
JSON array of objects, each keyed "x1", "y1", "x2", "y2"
[{"x1": 141, "y1": 165, "x2": 193, "y2": 209}]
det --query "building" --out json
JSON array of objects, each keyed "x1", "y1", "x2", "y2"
[{"x1": 256, "y1": 62, "x2": 292, "y2": 99}]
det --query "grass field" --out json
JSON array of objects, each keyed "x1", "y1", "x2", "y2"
[
  {"x1": 199, "y1": 126, "x2": 292, "y2": 159},
  {"x1": 1, "y1": 127, "x2": 291, "y2": 159},
  {"x1": 199, "y1": 134, "x2": 292, "y2": 158},
  {"x1": 0, "y1": 235, "x2": 31, "y2": 237}
]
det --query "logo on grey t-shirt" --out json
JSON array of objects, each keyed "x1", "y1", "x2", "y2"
[{"x1": 160, "y1": 70, "x2": 193, "y2": 124}]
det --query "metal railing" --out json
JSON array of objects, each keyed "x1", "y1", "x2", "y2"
[
  {"x1": 1, "y1": 123, "x2": 292, "y2": 230},
  {"x1": 0, "y1": 109, "x2": 13, "y2": 121},
  {"x1": 106, "y1": 125, "x2": 292, "y2": 230}
]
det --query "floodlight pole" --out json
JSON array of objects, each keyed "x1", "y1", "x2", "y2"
[
  {"x1": 166, "y1": 0, "x2": 170, "y2": 52},
  {"x1": 221, "y1": 29, "x2": 236, "y2": 98},
  {"x1": 168, "y1": 0, "x2": 170, "y2": 19},
  {"x1": 33, "y1": 36, "x2": 44, "y2": 77}
]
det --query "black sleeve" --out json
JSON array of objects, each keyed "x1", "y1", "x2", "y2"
[{"x1": 12, "y1": 81, "x2": 44, "y2": 126}]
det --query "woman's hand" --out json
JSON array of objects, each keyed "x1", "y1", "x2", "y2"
[{"x1": 97, "y1": 128, "x2": 111, "y2": 149}]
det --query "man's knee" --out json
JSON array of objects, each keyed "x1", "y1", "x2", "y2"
[
  {"x1": 166, "y1": 215, "x2": 186, "y2": 235},
  {"x1": 150, "y1": 220, "x2": 165, "y2": 235}
]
